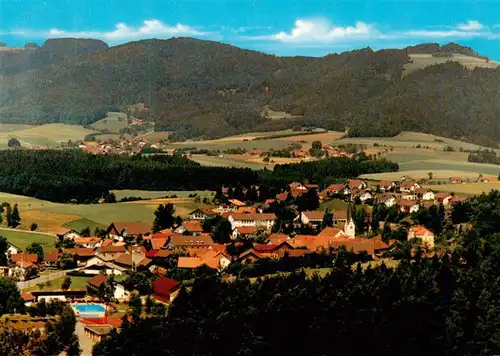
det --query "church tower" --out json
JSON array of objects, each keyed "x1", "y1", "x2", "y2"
[{"x1": 344, "y1": 203, "x2": 356, "y2": 238}]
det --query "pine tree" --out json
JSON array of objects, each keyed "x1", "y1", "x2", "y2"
[{"x1": 9, "y1": 204, "x2": 20, "y2": 228}]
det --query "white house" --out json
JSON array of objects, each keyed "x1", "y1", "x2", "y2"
[
  {"x1": 422, "y1": 190, "x2": 436, "y2": 201},
  {"x1": 56, "y1": 228, "x2": 81, "y2": 241},
  {"x1": 397, "y1": 200, "x2": 420, "y2": 213},
  {"x1": 82, "y1": 256, "x2": 126, "y2": 275},
  {"x1": 7, "y1": 243, "x2": 20, "y2": 256},
  {"x1": 228, "y1": 213, "x2": 276, "y2": 231},
  {"x1": 377, "y1": 194, "x2": 397, "y2": 208},
  {"x1": 113, "y1": 283, "x2": 130, "y2": 300},
  {"x1": 400, "y1": 181, "x2": 421, "y2": 193},
  {"x1": 379, "y1": 180, "x2": 396, "y2": 192},
  {"x1": 188, "y1": 208, "x2": 217, "y2": 220},
  {"x1": 408, "y1": 226, "x2": 435, "y2": 249},
  {"x1": 359, "y1": 191, "x2": 373, "y2": 203},
  {"x1": 401, "y1": 192, "x2": 418, "y2": 201}
]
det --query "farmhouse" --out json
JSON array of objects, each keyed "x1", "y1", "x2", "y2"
[
  {"x1": 64, "y1": 248, "x2": 95, "y2": 266},
  {"x1": 434, "y1": 192, "x2": 453, "y2": 206},
  {"x1": 152, "y1": 277, "x2": 180, "y2": 304},
  {"x1": 188, "y1": 208, "x2": 217, "y2": 220},
  {"x1": 408, "y1": 225, "x2": 435, "y2": 248},
  {"x1": 228, "y1": 213, "x2": 276, "y2": 231},
  {"x1": 86, "y1": 274, "x2": 109, "y2": 296},
  {"x1": 348, "y1": 179, "x2": 367, "y2": 190},
  {"x1": 107, "y1": 222, "x2": 152, "y2": 241},
  {"x1": 397, "y1": 199, "x2": 420, "y2": 213},
  {"x1": 296, "y1": 211, "x2": 324, "y2": 227},
  {"x1": 400, "y1": 181, "x2": 421, "y2": 193},
  {"x1": 379, "y1": 180, "x2": 396, "y2": 192},
  {"x1": 376, "y1": 193, "x2": 397, "y2": 207},
  {"x1": 231, "y1": 226, "x2": 257, "y2": 239},
  {"x1": 56, "y1": 228, "x2": 80, "y2": 241},
  {"x1": 73, "y1": 236, "x2": 100, "y2": 249},
  {"x1": 174, "y1": 220, "x2": 203, "y2": 235},
  {"x1": 326, "y1": 183, "x2": 348, "y2": 195}
]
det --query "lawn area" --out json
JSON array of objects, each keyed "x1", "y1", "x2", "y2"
[
  {"x1": 23, "y1": 276, "x2": 91, "y2": 292},
  {"x1": 0, "y1": 229, "x2": 57, "y2": 252},
  {"x1": 320, "y1": 199, "x2": 349, "y2": 212}
]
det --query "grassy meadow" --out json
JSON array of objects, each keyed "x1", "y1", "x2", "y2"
[
  {"x1": 0, "y1": 123, "x2": 96, "y2": 148},
  {"x1": 403, "y1": 53, "x2": 499, "y2": 77},
  {"x1": 0, "y1": 229, "x2": 57, "y2": 252},
  {"x1": 0, "y1": 191, "x2": 215, "y2": 234}
]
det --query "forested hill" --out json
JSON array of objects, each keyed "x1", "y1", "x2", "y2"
[{"x1": 0, "y1": 38, "x2": 499, "y2": 145}]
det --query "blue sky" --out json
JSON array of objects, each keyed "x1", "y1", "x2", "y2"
[{"x1": 1, "y1": 0, "x2": 499, "y2": 59}]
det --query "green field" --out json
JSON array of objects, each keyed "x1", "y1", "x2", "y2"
[
  {"x1": 91, "y1": 112, "x2": 131, "y2": 133},
  {"x1": 63, "y1": 218, "x2": 106, "y2": 232},
  {"x1": 0, "y1": 123, "x2": 97, "y2": 148},
  {"x1": 0, "y1": 229, "x2": 57, "y2": 252},
  {"x1": 23, "y1": 276, "x2": 91, "y2": 292}
]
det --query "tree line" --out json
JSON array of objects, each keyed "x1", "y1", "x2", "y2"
[{"x1": 0, "y1": 150, "x2": 398, "y2": 203}]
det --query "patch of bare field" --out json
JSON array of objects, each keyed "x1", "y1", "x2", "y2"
[{"x1": 20, "y1": 210, "x2": 81, "y2": 233}]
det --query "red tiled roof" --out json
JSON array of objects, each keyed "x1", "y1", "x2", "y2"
[
  {"x1": 182, "y1": 220, "x2": 203, "y2": 233},
  {"x1": 98, "y1": 245, "x2": 128, "y2": 254},
  {"x1": 56, "y1": 228, "x2": 73, "y2": 236},
  {"x1": 21, "y1": 292, "x2": 35, "y2": 301},
  {"x1": 302, "y1": 211, "x2": 324, "y2": 220},
  {"x1": 229, "y1": 213, "x2": 276, "y2": 221},
  {"x1": 63, "y1": 248, "x2": 95, "y2": 257},
  {"x1": 398, "y1": 199, "x2": 418, "y2": 207},
  {"x1": 169, "y1": 235, "x2": 214, "y2": 248},
  {"x1": 154, "y1": 249, "x2": 173, "y2": 258},
  {"x1": 110, "y1": 222, "x2": 152, "y2": 236},
  {"x1": 318, "y1": 226, "x2": 344, "y2": 238},
  {"x1": 151, "y1": 237, "x2": 169, "y2": 250},
  {"x1": 80, "y1": 317, "x2": 123, "y2": 327},
  {"x1": 410, "y1": 225, "x2": 434, "y2": 236},
  {"x1": 44, "y1": 252, "x2": 61, "y2": 262},
  {"x1": 266, "y1": 233, "x2": 289, "y2": 244},
  {"x1": 327, "y1": 183, "x2": 346, "y2": 192},
  {"x1": 146, "y1": 250, "x2": 158, "y2": 258},
  {"x1": 276, "y1": 192, "x2": 288, "y2": 201},
  {"x1": 73, "y1": 236, "x2": 100, "y2": 245},
  {"x1": 100, "y1": 239, "x2": 113, "y2": 247},
  {"x1": 235, "y1": 226, "x2": 257, "y2": 235},
  {"x1": 87, "y1": 274, "x2": 108, "y2": 287},
  {"x1": 253, "y1": 244, "x2": 279, "y2": 252},
  {"x1": 11, "y1": 253, "x2": 38, "y2": 264},
  {"x1": 152, "y1": 277, "x2": 180, "y2": 296}
]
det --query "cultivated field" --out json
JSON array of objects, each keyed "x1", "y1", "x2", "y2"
[
  {"x1": 90, "y1": 112, "x2": 135, "y2": 133},
  {"x1": 0, "y1": 123, "x2": 97, "y2": 148},
  {"x1": 423, "y1": 182, "x2": 500, "y2": 195},
  {"x1": 404, "y1": 53, "x2": 499, "y2": 76}
]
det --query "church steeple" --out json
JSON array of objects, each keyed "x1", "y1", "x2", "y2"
[{"x1": 344, "y1": 202, "x2": 356, "y2": 238}]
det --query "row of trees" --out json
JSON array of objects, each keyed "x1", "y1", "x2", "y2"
[{"x1": 0, "y1": 150, "x2": 398, "y2": 203}]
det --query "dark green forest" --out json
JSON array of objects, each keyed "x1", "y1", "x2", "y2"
[
  {"x1": 0, "y1": 150, "x2": 397, "y2": 202},
  {"x1": 93, "y1": 191, "x2": 500, "y2": 355},
  {"x1": 1, "y1": 38, "x2": 499, "y2": 145}
]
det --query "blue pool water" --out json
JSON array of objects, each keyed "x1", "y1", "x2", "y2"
[{"x1": 72, "y1": 303, "x2": 106, "y2": 315}]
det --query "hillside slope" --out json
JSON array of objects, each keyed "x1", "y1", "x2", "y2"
[{"x1": 0, "y1": 38, "x2": 499, "y2": 145}]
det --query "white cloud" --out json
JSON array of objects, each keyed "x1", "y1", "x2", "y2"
[
  {"x1": 403, "y1": 29, "x2": 483, "y2": 38},
  {"x1": 458, "y1": 20, "x2": 484, "y2": 31},
  {"x1": 256, "y1": 18, "x2": 375, "y2": 43},
  {"x1": 10, "y1": 19, "x2": 205, "y2": 42}
]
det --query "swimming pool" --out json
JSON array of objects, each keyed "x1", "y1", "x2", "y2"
[{"x1": 72, "y1": 303, "x2": 106, "y2": 317}]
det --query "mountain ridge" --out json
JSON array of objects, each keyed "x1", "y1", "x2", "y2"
[{"x1": 0, "y1": 37, "x2": 499, "y2": 146}]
